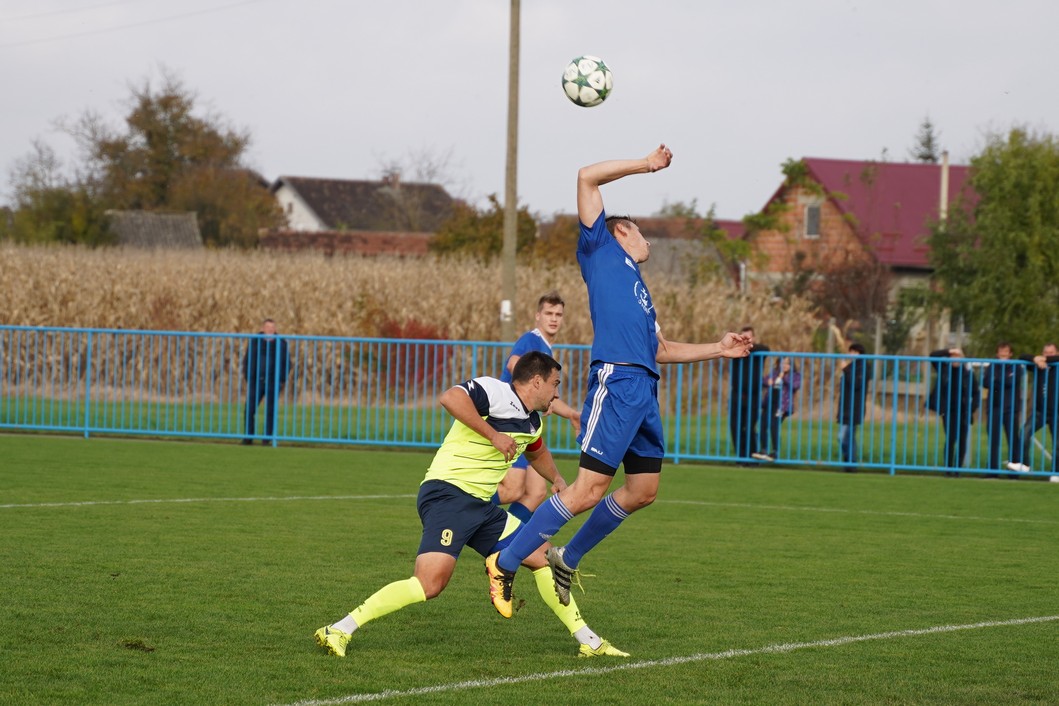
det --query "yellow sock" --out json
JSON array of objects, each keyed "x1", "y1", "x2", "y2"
[
  {"x1": 532, "y1": 566, "x2": 586, "y2": 634},
  {"x1": 348, "y1": 577, "x2": 427, "y2": 628}
]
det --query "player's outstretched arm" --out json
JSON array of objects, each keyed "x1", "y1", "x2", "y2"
[
  {"x1": 655, "y1": 331, "x2": 753, "y2": 364},
  {"x1": 525, "y1": 444, "x2": 567, "y2": 494},
  {"x1": 577, "y1": 144, "x2": 673, "y2": 225}
]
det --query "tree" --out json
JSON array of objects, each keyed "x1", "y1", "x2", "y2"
[
  {"x1": 430, "y1": 194, "x2": 537, "y2": 260},
  {"x1": 909, "y1": 116, "x2": 942, "y2": 164},
  {"x1": 4, "y1": 68, "x2": 284, "y2": 247},
  {"x1": 928, "y1": 127, "x2": 1059, "y2": 354}
]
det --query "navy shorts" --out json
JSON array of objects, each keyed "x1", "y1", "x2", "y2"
[
  {"x1": 416, "y1": 480, "x2": 520, "y2": 558},
  {"x1": 578, "y1": 363, "x2": 664, "y2": 471}
]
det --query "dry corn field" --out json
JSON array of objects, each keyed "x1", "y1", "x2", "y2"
[{"x1": 0, "y1": 243, "x2": 818, "y2": 348}]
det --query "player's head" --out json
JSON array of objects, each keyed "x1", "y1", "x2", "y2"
[
  {"x1": 849, "y1": 342, "x2": 865, "y2": 355},
  {"x1": 996, "y1": 341, "x2": 1012, "y2": 359},
  {"x1": 606, "y1": 215, "x2": 650, "y2": 263},
  {"x1": 535, "y1": 291, "x2": 565, "y2": 338},
  {"x1": 511, "y1": 350, "x2": 562, "y2": 412}
]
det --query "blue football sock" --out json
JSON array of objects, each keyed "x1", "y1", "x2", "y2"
[
  {"x1": 497, "y1": 495, "x2": 573, "y2": 572},
  {"x1": 507, "y1": 501, "x2": 533, "y2": 523},
  {"x1": 563, "y1": 494, "x2": 629, "y2": 569},
  {"x1": 490, "y1": 491, "x2": 501, "y2": 506}
]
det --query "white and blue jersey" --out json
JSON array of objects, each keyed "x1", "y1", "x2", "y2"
[
  {"x1": 576, "y1": 211, "x2": 665, "y2": 469},
  {"x1": 577, "y1": 211, "x2": 659, "y2": 374}
]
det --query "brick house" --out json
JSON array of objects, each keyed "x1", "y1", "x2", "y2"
[
  {"x1": 746, "y1": 157, "x2": 972, "y2": 291},
  {"x1": 263, "y1": 174, "x2": 456, "y2": 255}
]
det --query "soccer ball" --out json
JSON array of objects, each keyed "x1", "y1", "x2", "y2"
[{"x1": 561, "y1": 55, "x2": 613, "y2": 107}]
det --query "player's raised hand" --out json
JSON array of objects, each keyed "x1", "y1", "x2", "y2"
[
  {"x1": 718, "y1": 331, "x2": 753, "y2": 358},
  {"x1": 646, "y1": 144, "x2": 673, "y2": 172}
]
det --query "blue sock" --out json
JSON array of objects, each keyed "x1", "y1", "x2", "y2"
[
  {"x1": 508, "y1": 501, "x2": 533, "y2": 523},
  {"x1": 497, "y1": 495, "x2": 573, "y2": 572},
  {"x1": 563, "y1": 494, "x2": 629, "y2": 569},
  {"x1": 490, "y1": 491, "x2": 501, "y2": 506}
]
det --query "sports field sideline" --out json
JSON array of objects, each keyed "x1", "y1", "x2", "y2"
[{"x1": 1, "y1": 434, "x2": 1056, "y2": 705}]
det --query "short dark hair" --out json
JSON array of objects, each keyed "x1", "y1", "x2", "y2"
[
  {"x1": 849, "y1": 342, "x2": 866, "y2": 354},
  {"x1": 740, "y1": 325, "x2": 755, "y2": 335},
  {"x1": 996, "y1": 341, "x2": 1012, "y2": 352},
  {"x1": 537, "y1": 290, "x2": 564, "y2": 310},
  {"x1": 604, "y1": 215, "x2": 636, "y2": 235},
  {"x1": 511, "y1": 350, "x2": 561, "y2": 383}
]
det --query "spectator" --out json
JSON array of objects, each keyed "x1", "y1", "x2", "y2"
[
  {"x1": 981, "y1": 342, "x2": 1028, "y2": 473},
  {"x1": 837, "y1": 342, "x2": 871, "y2": 473},
  {"x1": 926, "y1": 348, "x2": 981, "y2": 474},
  {"x1": 729, "y1": 326, "x2": 770, "y2": 462},
  {"x1": 1021, "y1": 343, "x2": 1059, "y2": 477},
  {"x1": 242, "y1": 318, "x2": 290, "y2": 445},
  {"x1": 753, "y1": 356, "x2": 801, "y2": 462}
]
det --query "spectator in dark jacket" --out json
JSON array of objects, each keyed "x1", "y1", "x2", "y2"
[
  {"x1": 1021, "y1": 343, "x2": 1059, "y2": 475},
  {"x1": 981, "y1": 342, "x2": 1027, "y2": 473},
  {"x1": 927, "y1": 348, "x2": 981, "y2": 474},
  {"x1": 729, "y1": 326, "x2": 769, "y2": 462},
  {"x1": 242, "y1": 318, "x2": 291, "y2": 444},
  {"x1": 837, "y1": 342, "x2": 871, "y2": 473}
]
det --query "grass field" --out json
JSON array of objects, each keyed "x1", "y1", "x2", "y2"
[{"x1": 1, "y1": 434, "x2": 1057, "y2": 705}]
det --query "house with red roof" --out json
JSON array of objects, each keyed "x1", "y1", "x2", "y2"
[{"x1": 746, "y1": 157, "x2": 973, "y2": 288}]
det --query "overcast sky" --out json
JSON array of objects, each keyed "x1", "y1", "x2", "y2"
[{"x1": 2, "y1": 0, "x2": 1057, "y2": 221}]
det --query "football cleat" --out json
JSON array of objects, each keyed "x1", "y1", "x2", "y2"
[
  {"x1": 578, "y1": 639, "x2": 630, "y2": 658},
  {"x1": 314, "y1": 626, "x2": 353, "y2": 657},
  {"x1": 546, "y1": 546, "x2": 579, "y2": 607},
  {"x1": 485, "y1": 552, "x2": 516, "y2": 618}
]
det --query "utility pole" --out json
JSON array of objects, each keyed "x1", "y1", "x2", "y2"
[{"x1": 500, "y1": 0, "x2": 520, "y2": 341}]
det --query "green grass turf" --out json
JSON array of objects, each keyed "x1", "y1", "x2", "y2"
[{"x1": 1, "y1": 434, "x2": 1056, "y2": 705}]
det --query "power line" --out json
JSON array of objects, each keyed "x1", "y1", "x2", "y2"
[
  {"x1": 1, "y1": 0, "x2": 156, "y2": 24},
  {"x1": 0, "y1": 0, "x2": 270, "y2": 49}
]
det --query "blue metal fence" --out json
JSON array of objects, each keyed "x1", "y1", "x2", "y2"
[{"x1": 2, "y1": 325, "x2": 1056, "y2": 479}]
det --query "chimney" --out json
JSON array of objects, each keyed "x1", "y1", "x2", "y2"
[{"x1": 939, "y1": 150, "x2": 950, "y2": 222}]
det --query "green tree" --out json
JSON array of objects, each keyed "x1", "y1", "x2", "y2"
[
  {"x1": 5, "y1": 69, "x2": 284, "y2": 247},
  {"x1": 430, "y1": 194, "x2": 537, "y2": 260},
  {"x1": 928, "y1": 127, "x2": 1059, "y2": 353},
  {"x1": 909, "y1": 116, "x2": 942, "y2": 164}
]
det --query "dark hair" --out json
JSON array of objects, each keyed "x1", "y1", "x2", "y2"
[
  {"x1": 740, "y1": 325, "x2": 755, "y2": 335},
  {"x1": 849, "y1": 342, "x2": 866, "y2": 354},
  {"x1": 996, "y1": 341, "x2": 1012, "y2": 351},
  {"x1": 604, "y1": 215, "x2": 636, "y2": 235},
  {"x1": 511, "y1": 350, "x2": 561, "y2": 383},
  {"x1": 537, "y1": 290, "x2": 564, "y2": 310}
]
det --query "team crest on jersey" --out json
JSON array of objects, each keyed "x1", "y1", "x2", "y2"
[{"x1": 634, "y1": 280, "x2": 653, "y2": 315}]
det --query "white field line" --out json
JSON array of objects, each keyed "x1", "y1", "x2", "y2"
[
  {"x1": 659, "y1": 499, "x2": 1059, "y2": 526},
  {"x1": 277, "y1": 615, "x2": 1059, "y2": 706},
  {"x1": 2, "y1": 494, "x2": 1055, "y2": 527},
  {"x1": 0, "y1": 494, "x2": 416, "y2": 509}
]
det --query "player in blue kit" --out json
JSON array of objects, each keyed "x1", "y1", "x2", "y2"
[
  {"x1": 485, "y1": 145, "x2": 753, "y2": 613},
  {"x1": 494, "y1": 291, "x2": 581, "y2": 522}
]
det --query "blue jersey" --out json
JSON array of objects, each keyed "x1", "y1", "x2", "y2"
[
  {"x1": 577, "y1": 211, "x2": 659, "y2": 374},
  {"x1": 500, "y1": 328, "x2": 553, "y2": 383}
]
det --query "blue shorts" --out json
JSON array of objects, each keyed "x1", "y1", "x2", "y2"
[
  {"x1": 578, "y1": 363, "x2": 664, "y2": 470},
  {"x1": 416, "y1": 480, "x2": 520, "y2": 558},
  {"x1": 509, "y1": 453, "x2": 530, "y2": 470}
]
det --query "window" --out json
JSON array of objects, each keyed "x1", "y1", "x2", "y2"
[{"x1": 804, "y1": 204, "x2": 820, "y2": 238}]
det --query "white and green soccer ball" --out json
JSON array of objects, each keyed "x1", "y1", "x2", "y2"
[{"x1": 561, "y1": 55, "x2": 613, "y2": 107}]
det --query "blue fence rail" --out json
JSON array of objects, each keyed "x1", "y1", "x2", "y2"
[{"x1": 2, "y1": 325, "x2": 1056, "y2": 479}]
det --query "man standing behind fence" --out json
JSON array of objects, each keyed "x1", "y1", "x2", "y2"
[
  {"x1": 837, "y1": 342, "x2": 870, "y2": 473},
  {"x1": 729, "y1": 326, "x2": 769, "y2": 463},
  {"x1": 242, "y1": 319, "x2": 290, "y2": 445},
  {"x1": 982, "y1": 342, "x2": 1027, "y2": 474},
  {"x1": 927, "y1": 348, "x2": 981, "y2": 474}
]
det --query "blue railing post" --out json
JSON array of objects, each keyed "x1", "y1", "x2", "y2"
[
  {"x1": 83, "y1": 329, "x2": 93, "y2": 439},
  {"x1": 889, "y1": 357, "x2": 899, "y2": 475},
  {"x1": 672, "y1": 365, "x2": 683, "y2": 464}
]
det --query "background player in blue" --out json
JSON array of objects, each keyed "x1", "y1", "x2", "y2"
[
  {"x1": 494, "y1": 290, "x2": 581, "y2": 522},
  {"x1": 315, "y1": 352, "x2": 629, "y2": 658},
  {"x1": 486, "y1": 144, "x2": 754, "y2": 614}
]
